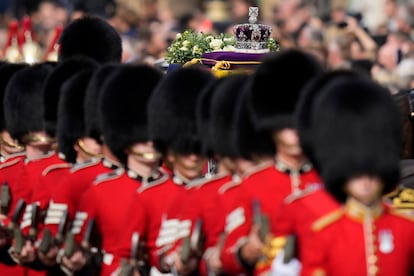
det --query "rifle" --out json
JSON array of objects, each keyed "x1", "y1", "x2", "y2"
[
  {"x1": 282, "y1": 235, "x2": 296, "y2": 264},
  {"x1": 181, "y1": 218, "x2": 204, "y2": 264},
  {"x1": 14, "y1": 203, "x2": 39, "y2": 254},
  {"x1": 38, "y1": 208, "x2": 69, "y2": 254},
  {"x1": 1, "y1": 182, "x2": 11, "y2": 215},
  {"x1": 64, "y1": 217, "x2": 95, "y2": 258},
  {"x1": 119, "y1": 232, "x2": 144, "y2": 276},
  {"x1": 252, "y1": 199, "x2": 269, "y2": 242},
  {"x1": 1, "y1": 198, "x2": 26, "y2": 241}
]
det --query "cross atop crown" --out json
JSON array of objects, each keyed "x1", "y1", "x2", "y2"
[{"x1": 248, "y1": 7, "x2": 259, "y2": 24}]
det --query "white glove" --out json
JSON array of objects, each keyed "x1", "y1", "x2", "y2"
[{"x1": 270, "y1": 250, "x2": 301, "y2": 276}]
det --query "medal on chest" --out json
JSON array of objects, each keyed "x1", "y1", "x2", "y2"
[{"x1": 378, "y1": 229, "x2": 394, "y2": 254}]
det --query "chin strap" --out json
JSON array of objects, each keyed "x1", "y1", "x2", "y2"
[
  {"x1": 77, "y1": 139, "x2": 103, "y2": 159},
  {"x1": 0, "y1": 136, "x2": 24, "y2": 151}
]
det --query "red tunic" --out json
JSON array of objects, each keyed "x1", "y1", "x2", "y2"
[
  {"x1": 273, "y1": 187, "x2": 340, "y2": 262},
  {"x1": 172, "y1": 174, "x2": 232, "y2": 276},
  {"x1": 0, "y1": 152, "x2": 25, "y2": 220},
  {"x1": 8, "y1": 152, "x2": 66, "y2": 276},
  {"x1": 44, "y1": 158, "x2": 117, "y2": 237},
  {"x1": 301, "y1": 199, "x2": 414, "y2": 276},
  {"x1": 151, "y1": 175, "x2": 208, "y2": 272},
  {"x1": 221, "y1": 160, "x2": 322, "y2": 275},
  {"x1": 116, "y1": 171, "x2": 180, "y2": 272},
  {"x1": 0, "y1": 153, "x2": 26, "y2": 276},
  {"x1": 72, "y1": 168, "x2": 141, "y2": 276},
  {"x1": 20, "y1": 161, "x2": 71, "y2": 235}
]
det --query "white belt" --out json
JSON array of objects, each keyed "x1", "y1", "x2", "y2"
[{"x1": 103, "y1": 252, "x2": 114, "y2": 265}]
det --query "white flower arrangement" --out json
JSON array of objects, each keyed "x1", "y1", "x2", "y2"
[{"x1": 164, "y1": 30, "x2": 236, "y2": 64}]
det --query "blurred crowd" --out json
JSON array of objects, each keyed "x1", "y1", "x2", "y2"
[{"x1": 1, "y1": 0, "x2": 414, "y2": 91}]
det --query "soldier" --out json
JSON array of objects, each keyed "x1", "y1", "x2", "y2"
[
  {"x1": 42, "y1": 63, "x2": 123, "y2": 276},
  {"x1": 60, "y1": 63, "x2": 165, "y2": 276},
  {"x1": 9, "y1": 57, "x2": 99, "y2": 272},
  {"x1": 137, "y1": 66, "x2": 214, "y2": 274},
  {"x1": 268, "y1": 70, "x2": 357, "y2": 275},
  {"x1": 2, "y1": 62, "x2": 58, "y2": 276},
  {"x1": 197, "y1": 74, "x2": 263, "y2": 276},
  {"x1": 36, "y1": 65, "x2": 101, "y2": 271},
  {"x1": 297, "y1": 71, "x2": 414, "y2": 276},
  {"x1": 0, "y1": 62, "x2": 29, "y2": 276},
  {"x1": 221, "y1": 49, "x2": 324, "y2": 275}
]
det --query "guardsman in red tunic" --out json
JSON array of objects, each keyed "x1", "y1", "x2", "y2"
[
  {"x1": 268, "y1": 71, "x2": 362, "y2": 275},
  {"x1": 163, "y1": 75, "x2": 245, "y2": 276},
  {"x1": 116, "y1": 66, "x2": 213, "y2": 275},
  {"x1": 220, "y1": 49, "x2": 324, "y2": 276},
  {"x1": 8, "y1": 57, "x2": 98, "y2": 273},
  {"x1": 1, "y1": 62, "x2": 58, "y2": 276},
  {"x1": 34, "y1": 62, "x2": 105, "y2": 271},
  {"x1": 297, "y1": 71, "x2": 414, "y2": 276},
  {"x1": 0, "y1": 59, "x2": 30, "y2": 276},
  {"x1": 116, "y1": 69, "x2": 217, "y2": 276},
  {"x1": 43, "y1": 63, "x2": 122, "y2": 242},
  {"x1": 41, "y1": 64, "x2": 123, "y2": 276},
  {"x1": 59, "y1": 64, "x2": 164, "y2": 276}
]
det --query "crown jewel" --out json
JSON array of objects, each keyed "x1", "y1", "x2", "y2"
[{"x1": 233, "y1": 7, "x2": 272, "y2": 53}]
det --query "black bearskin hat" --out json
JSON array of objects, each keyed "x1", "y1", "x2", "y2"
[
  {"x1": 0, "y1": 63, "x2": 29, "y2": 131},
  {"x1": 43, "y1": 56, "x2": 98, "y2": 137},
  {"x1": 232, "y1": 87, "x2": 275, "y2": 160},
  {"x1": 210, "y1": 74, "x2": 248, "y2": 158},
  {"x1": 148, "y1": 66, "x2": 215, "y2": 155},
  {"x1": 84, "y1": 63, "x2": 121, "y2": 143},
  {"x1": 247, "y1": 49, "x2": 323, "y2": 132},
  {"x1": 57, "y1": 69, "x2": 96, "y2": 163},
  {"x1": 58, "y1": 15, "x2": 122, "y2": 63},
  {"x1": 100, "y1": 64, "x2": 164, "y2": 164},
  {"x1": 296, "y1": 69, "x2": 361, "y2": 169},
  {"x1": 195, "y1": 77, "x2": 225, "y2": 158},
  {"x1": 309, "y1": 74, "x2": 402, "y2": 202},
  {"x1": 4, "y1": 63, "x2": 55, "y2": 144}
]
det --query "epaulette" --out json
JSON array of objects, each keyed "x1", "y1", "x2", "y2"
[
  {"x1": 186, "y1": 176, "x2": 210, "y2": 189},
  {"x1": 25, "y1": 151, "x2": 55, "y2": 164},
  {"x1": 93, "y1": 168, "x2": 124, "y2": 185},
  {"x1": 171, "y1": 174, "x2": 206, "y2": 188},
  {"x1": 275, "y1": 159, "x2": 313, "y2": 175},
  {"x1": 284, "y1": 185, "x2": 322, "y2": 205},
  {"x1": 102, "y1": 158, "x2": 122, "y2": 170},
  {"x1": 0, "y1": 157, "x2": 22, "y2": 170},
  {"x1": 70, "y1": 158, "x2": 101, "y2": 173},
  {"x1": 218, "y1": 174, "x2": 242, "y2": 194},
  {"x1": 138, "y1": 171, "x2": 170, "y2": 192},
  {"x1": 243, "y1": 160, "x2": 274, "y2": 180},
  {"x1": 3, "y1": 151, "x2": 25, "y2": 162},
  {"x1": 197, "y1": 173, "x2": 229, "y2": 189},
  {"x1": 311, "y1": 209, "x2": 343, "y2": 232},
  {"x1": 386, "y1": 187, "x2": 414, "y2": 210},
  {"x1": 42, "y1": 163, "x2": 72, "y2": 176}
]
